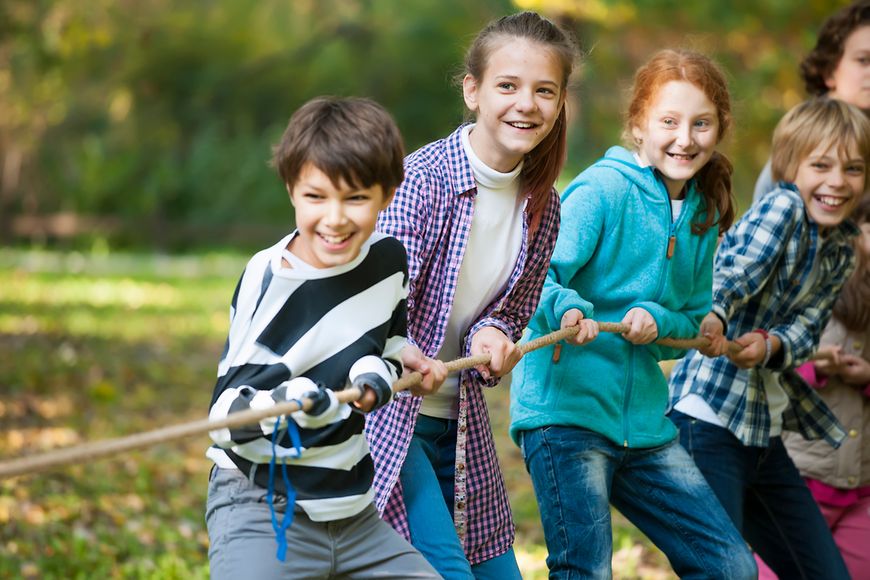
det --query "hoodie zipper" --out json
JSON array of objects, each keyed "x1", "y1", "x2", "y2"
[{"x1": 623, "y1": 175, "x2": 686, "y2": 447}]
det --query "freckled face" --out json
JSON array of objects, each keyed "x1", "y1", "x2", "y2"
[{"x1": 631, "y1": 80, "x2": 720, "y2": 199}]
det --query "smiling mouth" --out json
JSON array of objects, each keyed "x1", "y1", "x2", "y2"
[
  {"x1": 506, "y1": 121, "x2": 539, "y2": 130},
  {"x1": 318, "y1": 232, "x2": 353, "y2": 245},
  {"x1": 814, "y1": 194, "x2": 848, "y2": 208},
  {"x1": 667, "y1": 152, "x2": 697, "y2": 161}
]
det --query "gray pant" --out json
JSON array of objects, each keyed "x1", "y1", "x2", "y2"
[{"x1": 206, "y1": 467, "x2": 441, "y2": 579}]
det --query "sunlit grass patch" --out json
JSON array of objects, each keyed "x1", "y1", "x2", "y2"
[{"x1": 0, "y1": 249, "x2": 679, "y2": 578}]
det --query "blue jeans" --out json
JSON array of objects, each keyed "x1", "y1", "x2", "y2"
[
  {"x1": 520, "y1": 425, "x2": 756, "y2": 580},
  {"x1": 399, "y1": 414, "x2": 522, "y2": 580},
  {"x1": 671, "y1": 410, "x2": 850, "y2": 580}
]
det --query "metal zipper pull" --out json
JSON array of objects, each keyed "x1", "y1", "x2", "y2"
[{"x1": 666, "y1": 235, "x2": 676, "y2": 259}]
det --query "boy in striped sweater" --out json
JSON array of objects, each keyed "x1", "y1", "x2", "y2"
[{"x1": 205, "y1": 96, "x2": 442, "y2": 579}]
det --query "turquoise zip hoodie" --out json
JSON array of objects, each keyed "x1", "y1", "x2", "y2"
[{"x1": 510, "y1": 146, "x2": 719, "y2": 448}]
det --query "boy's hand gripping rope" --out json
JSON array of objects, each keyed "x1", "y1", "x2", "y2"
[{"x1": 0, "y1": 322, "x2": 824, "y2": 479}]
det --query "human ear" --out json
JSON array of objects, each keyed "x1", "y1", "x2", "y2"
[
  {"x1": 825, "y1": 70, "x2": 838, "y2": 92},
  {"x1": 380, "y1": 187, "x2": 396, "y2": 210},
  {"x1": 462, "y1": 74, "x2": 479, "y2": 112},
  {"x1": 631, "y1": 125, "x2": 644, "y2": 146}
]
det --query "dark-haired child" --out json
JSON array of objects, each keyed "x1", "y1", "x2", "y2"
[{"x1": 206, "y1": 96, "x2": 441, "y2": 579}]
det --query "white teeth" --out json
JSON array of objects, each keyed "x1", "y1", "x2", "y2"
[
  {"x1": 669, "y1": 153, "x2": 694, "y2": 161},
  {"x1": 816, "y1": 195, "x2": 846, "y2": 207},
  {"x1": 508, "y1": 121, "x2": 534, "y2": 129},
  {"x1": 319, "y1": 233, "x2": 352, "y2": 244}
]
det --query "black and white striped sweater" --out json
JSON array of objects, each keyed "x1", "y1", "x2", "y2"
[{"x1": 207, "y1": 231, "x2": 408, "y2": 521}]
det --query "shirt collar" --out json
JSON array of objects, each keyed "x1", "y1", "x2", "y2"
[{"x1": 445, "y1": 123, "x2": 482, "y2": 196}]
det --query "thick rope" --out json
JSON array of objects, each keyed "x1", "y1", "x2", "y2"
[{"x1": 0, "y1": 323, "x2": 826, "y2": 479}]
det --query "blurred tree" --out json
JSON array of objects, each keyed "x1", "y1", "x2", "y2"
[
  {"x1": 519, "y1": 0, "x2": 851, "y2": 211},
  {"x1": 0, "y1": 0, "x2": 852, "y2": 249},
  {"x1": 0, "y1": 0, "x2": 512, "y2": 249}
]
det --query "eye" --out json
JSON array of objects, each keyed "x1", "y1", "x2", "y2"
[
  {"x1": 846, "y1": 163, "x2": 866, "y2": 175},
  {"x1": 536, "y1": 86, "x2": 557, "y2": 96},
  {"x1": 302, "y1": 192, "x2": 325, "y2": 200},
  {"x1": 662, "y1": 118, "x2": 676, "y2": 127},
  {"x1": 694, "y1": 119, "x2": 711, "y2": 129},
  {"x1": 497, "y1": 82, "x2": 515, "y2": 91},
  {"x1": 809, "y1": 161, "x2": 830, "y2": 171},
  {"x1": 859, "y1": 56, "x2": 870, "y2": 65}
]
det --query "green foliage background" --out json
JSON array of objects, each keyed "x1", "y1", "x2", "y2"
[
  {"x1": 0, "y1": 0, "x2": 852, "y2": 251},
  {"x1": 0, "y1": 1, "x2": 858, "y2": 577}
]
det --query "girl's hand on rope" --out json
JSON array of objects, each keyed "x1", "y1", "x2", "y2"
[
  {"x1": 401, "y1": 344, "x2": 448, "y2": 396},
  {"x1": 620, "y1": 308, "x2": 658, "y2": 345},
  {"x1": 471, "y1": 326, "x2": 521, "y2": 380},
  {"x1": 561, "y1": 309, "x2": 599, "y2": 345},
  {"x1": 838, "y1": 354, "x2": 870, "y2": 386},
  {"x1": 697, "y1": 312, "x2": 728, "y2": 357}
]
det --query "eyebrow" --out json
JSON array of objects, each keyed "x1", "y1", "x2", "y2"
[
  {"x1": 658, "y1": 109, "x2": 716, "y2": 117},
  {"x1": 494, "y1": 74, "x2": 559, "y2": 87},
  {"x1": 807, "y1": 154, "x2": 865, "y2": 164}
]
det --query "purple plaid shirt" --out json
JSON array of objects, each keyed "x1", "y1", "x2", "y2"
[{"x1": 365, "y1": 125, "x2": 560, "y2": 565}]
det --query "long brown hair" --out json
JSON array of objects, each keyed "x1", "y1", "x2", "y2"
[
  {"x1": 833, "y1": 195, "x2": 870, "y2": 331},
  {"x1": 624, "y1": 49, "x2": 735, "y2": 235},
  {"x1": 462, "y1": 11, "x2": 579, "y2": 221}
]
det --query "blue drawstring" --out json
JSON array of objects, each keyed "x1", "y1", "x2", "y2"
[{"x1": 266, "y1": 402, "x2": 303, "y2": 562}]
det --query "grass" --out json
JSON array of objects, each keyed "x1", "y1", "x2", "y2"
[{"x1": 0, "y1": 248, "x2": 675, "y2": 579}]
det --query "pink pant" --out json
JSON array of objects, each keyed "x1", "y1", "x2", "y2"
[{"x1": 756, "y1": 494, "x2": 870, "y2": 580}]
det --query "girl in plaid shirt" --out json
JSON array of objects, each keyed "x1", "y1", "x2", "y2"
[
  {"x1": 669, "y1": 97, "x2": 870, "y2": 580},
  {"x1": 365, "y1": 11, "x2": 578, "y2": 579}
]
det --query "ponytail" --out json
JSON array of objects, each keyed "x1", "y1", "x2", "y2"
[
  {"x1": 523, "y1": 106, "x2": 567, "y2": 222},
  {"x1": 462, "y1": 11, "x2": 579, "y2": 232},
  {"x1": 624, "y1": 50, "x2": 734, "y2": 236},
  {"x1": 692, "y1": 151, "x2": 735, "y2": 235}
]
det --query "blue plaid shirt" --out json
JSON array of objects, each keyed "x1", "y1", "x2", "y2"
[{"x1": 669, "y1": 184, "x2": 858, "y2": 447}]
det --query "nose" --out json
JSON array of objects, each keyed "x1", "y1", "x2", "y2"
[
  {"x1": 324, "y1": 200, "x2": 348, "y2": 226},
  {"x1": 514, "y1": 88, "x2": 537, "y2": 113},
  {"x1": 827, "y1": 166, "x2": 846, "y2": 189},
  {"x1": 676, "y1": 125, "x2": 692, "y2": 147}
]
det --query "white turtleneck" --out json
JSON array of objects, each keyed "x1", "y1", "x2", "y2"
[{"x1": 420, "y1": 124, "x2": 525, "y2": 419}]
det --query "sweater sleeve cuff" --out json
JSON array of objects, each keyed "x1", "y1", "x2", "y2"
[{"x1": 549, "y1": 292, "x2": 594, "y2": 332}]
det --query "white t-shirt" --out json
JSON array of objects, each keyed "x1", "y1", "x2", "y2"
[{"x1": 420, "y1": 125, "x2": 525, "y2": 419}]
